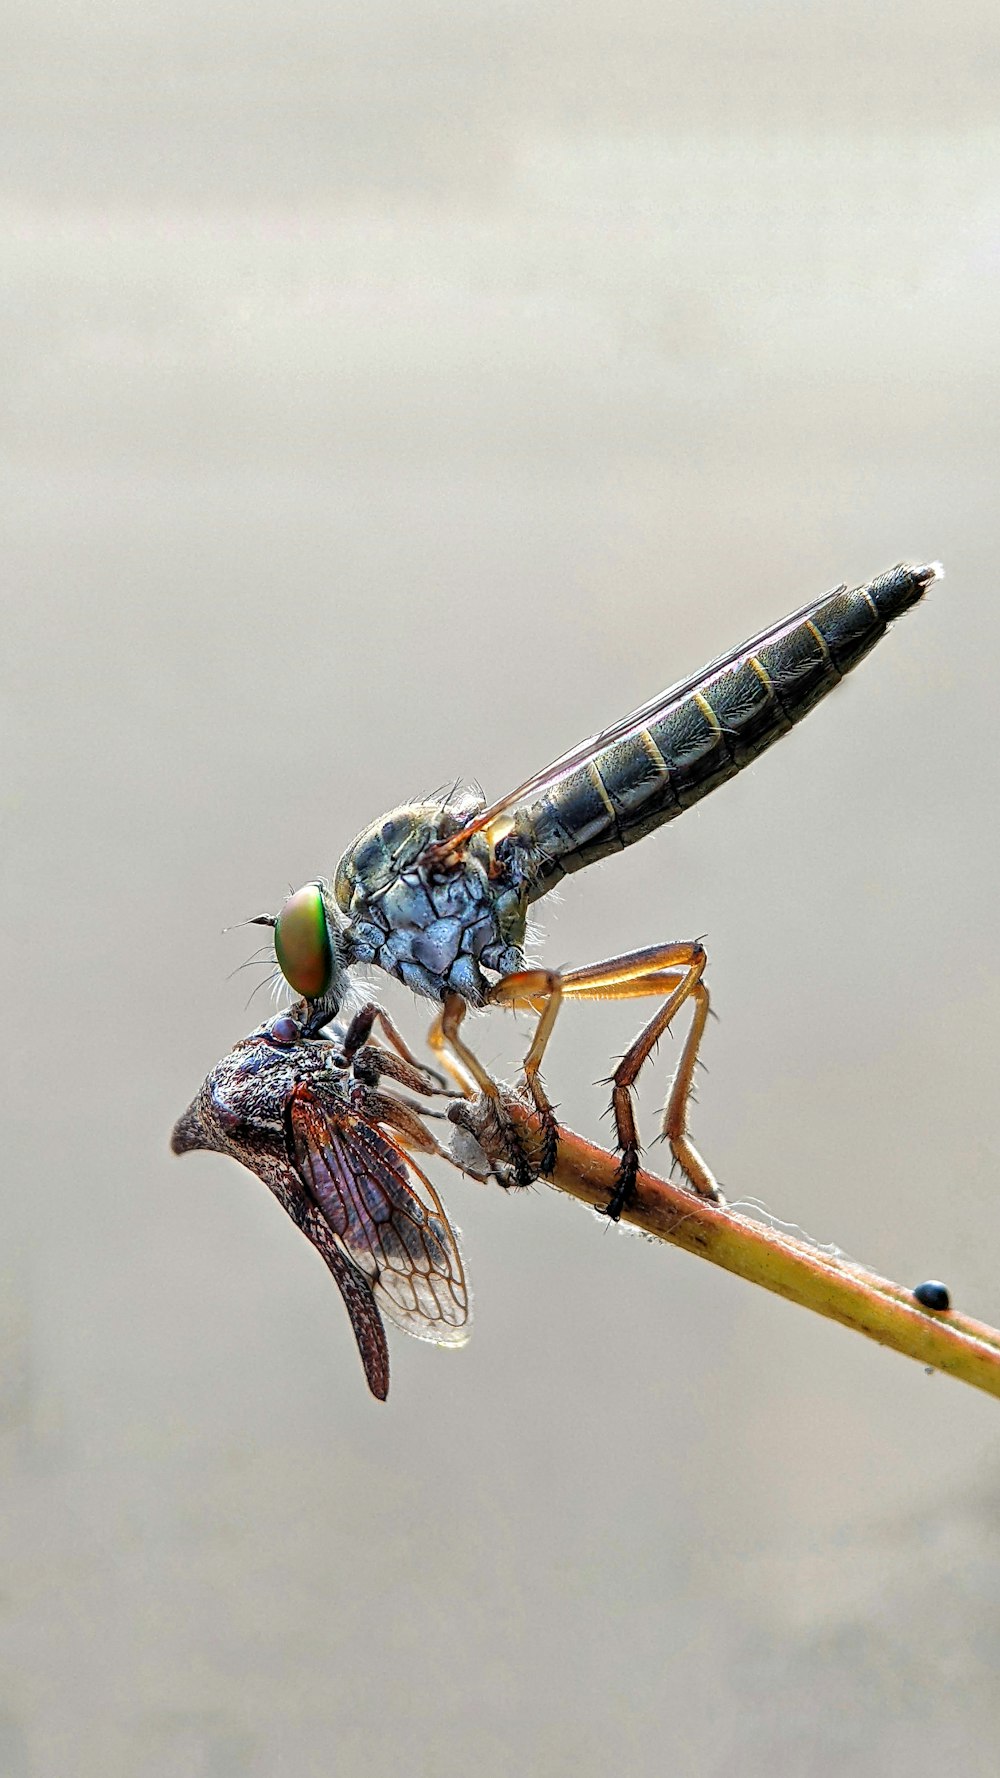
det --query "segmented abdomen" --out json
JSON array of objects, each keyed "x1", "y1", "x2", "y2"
[{"x1": 518, "y1": 562, "x2": 938, "y2": 897}]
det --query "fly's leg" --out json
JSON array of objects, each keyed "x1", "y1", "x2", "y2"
[
  {"x1": 657, "y1": 980, "x2": 712, "y2": 1201},
  {"x1": 597, "y1": 955, "x2": 716, "y2": 1217},
  {"x1": 339, "y1": 1004, "x2": 379, "y2": 1060},
  {"x1": 333, "y1": 1002, "x2": 455, "y2": 1114},
  {"x1": 492, "y1": 941, "x2": 719, "y2": 1218},
  {"x1": 428, "y1": 991, "x2": 537, "y2": 1187},
  {"x1": 339, "y1": 1002, "x2": 451, "y2": 1096},
  {"x1": 361, "y1": 1087, "x2": 447, "y2": 1156},
  {"x1": 370, "y1": 1005, "x2": 451, "y2": 1093},
  {"x1": 426, "y1": 993, "x2": 484, "y2": 1097},
  {"x1": 486, "y1": 970, "x2": 563, "y2": 1176},
  {"x1": 357, "y1": 1044, "x2": 461, "y2": 1105}
]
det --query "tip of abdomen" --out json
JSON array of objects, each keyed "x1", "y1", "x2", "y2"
[{"x1": 866, "y1": 560, "x2": 944, "y2": 626}]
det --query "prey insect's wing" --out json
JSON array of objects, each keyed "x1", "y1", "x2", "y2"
[
  {"x1": 288, "y1": 1083, "x2": 471, "y2": 1349},
  {"x1": 436, "y1": 589, "x2": 845, "y2": 851}
]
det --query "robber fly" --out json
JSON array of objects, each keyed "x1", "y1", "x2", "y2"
[
  {"x1": 171, "y1": 1000, "x2": 472, "y2": 1399},
  {"x1": 255, "y1": 560, "x2": 942, "y2": 1217}
]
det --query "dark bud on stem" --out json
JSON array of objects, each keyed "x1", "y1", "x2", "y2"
[{"x1": 913, "y1": 1280, "x2": 951, "y2": 1312}]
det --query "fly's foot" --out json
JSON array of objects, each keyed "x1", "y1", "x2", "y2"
[
  {"x1": 506, "y1": 1115, "x2": 538, "y2": 1189},
  {"x1": 603, "y1": 1148, "x2": 639, "y2": 1222},
  {"x1": 488, "y1": 1090, "x2": 538, "y2": 1188},
  {"x1": 666, "y1": 1134, "x2": 723, "y2": 1204},
  {"x1": 536, "y1": 1106, "x2": 560, "y2": 1179}
]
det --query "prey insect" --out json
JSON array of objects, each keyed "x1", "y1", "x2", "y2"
[
  {"x1": 171, "y1": 1001, "x2": 472, "y2": 1399},
  {"x1": 256, "y1": 560, "x2": 942, "y2": 1218}
]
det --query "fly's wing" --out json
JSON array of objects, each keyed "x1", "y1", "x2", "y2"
[
  {"x1": 288, "y1": 1083, "x2": 471, "y2": 1350},
  {"x1": 298, "y1": 1207, "x2": 391, "y2": 1400},
  {"x1": 435, "y1": 588, "x2": 845, "y2": 853}
]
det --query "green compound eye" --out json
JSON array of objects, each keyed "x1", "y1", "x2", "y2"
[{"x1": 274, "y1": 883, "x2": 333, "y2": 999}]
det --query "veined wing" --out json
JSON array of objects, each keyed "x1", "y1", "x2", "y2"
[
  {"x1": 436, "y1": 586, "x2": 850, "y2": 851},
  {"x1": 288, "y1": 1083, "x2": 471, "y2": 1350}
]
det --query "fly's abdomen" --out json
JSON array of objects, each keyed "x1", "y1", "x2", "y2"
[{"x1": 520, "y1": 561, "x2": 939, "y2": 894}]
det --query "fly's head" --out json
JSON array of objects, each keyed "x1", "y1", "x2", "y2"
[{"x1": 249, "y1": 880, "x2": 349, "y2": 1023}]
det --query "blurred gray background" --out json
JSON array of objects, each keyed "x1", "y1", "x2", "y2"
[{"x1": 3, "y1": 3, "x2": 1000, "y2": 1773}]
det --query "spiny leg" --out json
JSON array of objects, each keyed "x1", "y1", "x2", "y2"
[
  {"x1": 426, "y1": 993, "x2": 486, "y2": 1097},
  {"x1": 340, "y1": 1001, "x2": 450, "y2": 1095},
  {"x1": 361, "y1": 1087, "x2": 448, "y2": 1157},
  {"x1": 371, "y1": 1004, "x2": 446, "y2": 1081},
  {"x1": 331, "y1": 1003, "x2": 447, "y2": 1108},
  {"x1": 427, "y1": 991, "x2": 537, "y2": 1187},
  {"x1": 590, "y1": 946, "x2": 716, "y2": 1217},
  {"x1": 486, "y1": 969, "x2": 563, "y2": 1174},
  {"x1": 659, "y1": 981, "x2": 713, "y2": 1198},
  {"x1": 490, "y1": 945, "x2": 704, "y2": 1192},
  {"x1": 493, "y1": 940, "x2": 719, "y2": 1217}
]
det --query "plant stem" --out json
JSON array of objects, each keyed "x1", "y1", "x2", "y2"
[{"x1": 510, "y1": 1108, "x2": 1000, "y2": 1402}]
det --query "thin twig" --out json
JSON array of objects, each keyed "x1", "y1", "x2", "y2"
[{"x1": 507, "y1": 1105, "x2": 1000, "y2": 1403}]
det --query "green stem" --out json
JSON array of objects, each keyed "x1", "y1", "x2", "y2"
[{"x1": 514, "y1": 1110, "x2": 1000, "y2": 1402}]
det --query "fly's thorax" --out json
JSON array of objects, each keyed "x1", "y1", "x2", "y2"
[
  {"x1": 332, "y1": 798, "x2": 485, "y2": 912},
  {"x1": 332, "y1": 798, "x2": 529, "y2": 1003}
]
